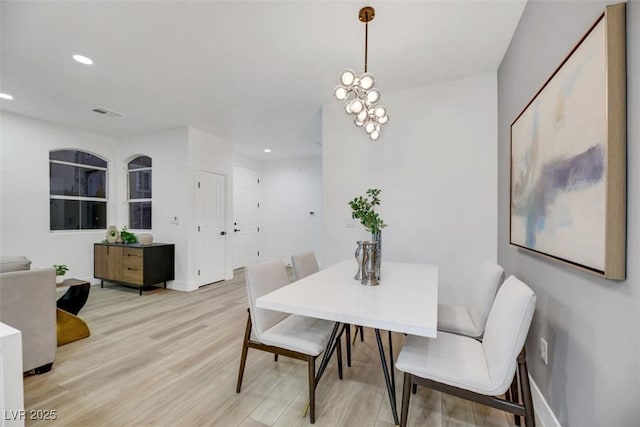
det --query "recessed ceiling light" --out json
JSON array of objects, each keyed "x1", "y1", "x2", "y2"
[
  {"x1": 264, "y1": 148, "x2": 272, "y2": 153},
  {"x1": 73, "y1": 54, "x2": 93, "y2": 65},
  {"x1": 0, "y1": 93, "x2": 14, "y2": 100}
]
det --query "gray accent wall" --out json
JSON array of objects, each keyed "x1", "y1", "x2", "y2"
[{"x1": 498, "y1": 1, "x2": 639, "y2": 426}]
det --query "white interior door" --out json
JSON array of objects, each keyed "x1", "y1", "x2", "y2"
[
  {"x1": 196, "y1": 171, "x2": 226, "y2": 285},
  {"x1": 233, "y1": 166, "x2": 260, "y2": 268}
]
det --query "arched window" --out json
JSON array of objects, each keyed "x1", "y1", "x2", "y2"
[
  {"x1": 49, "y1": 150, "x2": 108, "y2": 230},
  {"x1": 128, "y1": 155, "x2": 152, "y2": 229}
]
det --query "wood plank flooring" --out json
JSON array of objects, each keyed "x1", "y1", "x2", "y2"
[{"x1": 23, "y1": 269, "x2": 514, "y2": 426}]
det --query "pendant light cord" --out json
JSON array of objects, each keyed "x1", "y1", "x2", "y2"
[{"x1": 364, "y1": 17, "x2": 369, "y2": 73}]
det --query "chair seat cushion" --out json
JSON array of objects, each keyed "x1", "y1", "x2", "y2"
[
  {"x1": 437, "y1": 304, "x2": 482, "y2": 338},
  {"x1": 260, "y1": 314, "x2": 334, "y2": 356},
  {"x1": 396, "y1": 333, "x2": 494, "y2": 395}
]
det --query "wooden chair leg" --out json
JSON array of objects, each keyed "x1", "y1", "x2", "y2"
[
  {"x1": 274, "y1": 354, "x2": 278, "y2": 362},
  {"x1": 518, "y1": 349, "x2": 535, "y2": 427},
  {"x1": 412, "y1": 383, "x2": 417, "y2": 394},
  {"x1": 308, "y1": 355, "x2": 316, "y2": 424},
  {"x1": 359, "y1": 325, "x2": 364, "y2": 342},
  {"x1": 510, "y1": 371, "x2": 521, "y2": 425},
  {"x1": 400, "y1": 372, "x2": 412, "y2": 427},
  {"x1": 236, "y1": 312, "x2": 252, "y2": 393}
]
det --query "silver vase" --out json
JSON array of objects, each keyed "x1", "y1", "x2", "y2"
[
  {"x1": 354, "y1": 241, "x2": 364, "y2": 280},
  {"x1": 360, "y1": 241, "x2": 379, "y2": 286}
]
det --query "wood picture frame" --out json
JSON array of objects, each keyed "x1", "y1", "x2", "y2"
[{"x1": 509, "y1": 3, "x2": 626, "y2": 280}]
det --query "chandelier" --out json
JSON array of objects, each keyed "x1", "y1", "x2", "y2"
[{"x1": 334, "y1": 6, "x2": 388, "y2": 141}]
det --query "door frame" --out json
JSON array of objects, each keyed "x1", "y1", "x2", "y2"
[{"x1": 232, "y1": 164, "x2": 262, "y2": 269}]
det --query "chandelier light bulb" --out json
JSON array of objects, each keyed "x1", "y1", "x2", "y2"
[
  {"x1": 378, "y1": 115, "x2": 389, "y2": 124},
  {"x1": 366, "y1": 89, "x2": 380, "y2": 105},
  {"x1": 334, "y1": 86, "x2": 348, "y2": 101},
  {"x1": 345, "y1": 102, "x2": 353, "y2": 114},
  {"x1": 340, "y1": 69, "x2": 356, "y2": 86},
  {"x1": 365, "y1": 122, "x2": 375, "y2": 134},
  {"x1": 350, "y1": 100, "x2": 364, "y2": 114},
  {"x1": 360, "y1": 73, "x2": 375, "y2": 90},
  {"x1": 370, "y1": 130, "x2": 380, "y2": 141},
  {"x1": 375, "y1": 106, "x2": 386, "y2": 118}
]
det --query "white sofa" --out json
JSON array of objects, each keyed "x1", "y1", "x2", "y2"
[{"x1": 0, "y1": 257, "x2": 56, "y2": 373}]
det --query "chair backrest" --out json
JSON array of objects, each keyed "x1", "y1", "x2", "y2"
[
  {"x1": 467, "y1": 263, "x2": 505, "y2": 336},
  {"x1": 482, "y1": 275, "x2": 536, "y2": 395},
  {"x1": 245, "y1": 260, "x2": 290, "y2": 339},
  {"x1": 291, "y1": 251, "x2": 319, "y2": 281}
]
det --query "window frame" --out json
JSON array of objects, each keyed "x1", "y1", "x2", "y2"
[
  {"x1": 127, "y1": 155, "x2": 152, "y2": 230},
  {"x1": 49, "y1": 150, "x2": 109, "y2": 232}
]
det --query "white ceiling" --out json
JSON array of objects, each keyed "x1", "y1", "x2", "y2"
[{"x1": 0, "y1": 1, "x2": 526, "y2": 160}]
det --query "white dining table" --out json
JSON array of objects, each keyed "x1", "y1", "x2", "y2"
[{"x1": 256, "y1": 259, "x2": 438, "y2": 425}]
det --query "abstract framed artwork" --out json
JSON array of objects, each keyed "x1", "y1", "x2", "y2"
[{"x1": 510, "y1": 3, "x2": 626, "y2": 280}]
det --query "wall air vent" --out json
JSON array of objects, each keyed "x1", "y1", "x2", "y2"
[{"x1": 91, "y1": 107, "x2": 123, "y2": 118}]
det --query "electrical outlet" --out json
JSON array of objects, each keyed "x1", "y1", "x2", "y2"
[{"x1": 540, "y1": 337, "x2": 548, "y2": 365}]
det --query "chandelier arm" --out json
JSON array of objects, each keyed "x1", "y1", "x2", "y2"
[{"x1": 364, "y1": 19, "x2": 368, "y2": 73}]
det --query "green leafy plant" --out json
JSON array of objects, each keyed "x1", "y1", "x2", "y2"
[
  {"x1": 53, "y1": 264, "x2": 69, "y2": 276},
  {"x1": 120, "y1": 226, "x2": 138, "y2": 244},
  {"x1": 348, "y1": 188, "x2": 387, "y2": 234}
]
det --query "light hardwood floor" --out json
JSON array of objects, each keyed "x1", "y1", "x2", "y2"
[{"x1": 24, "y1": 269, "x2": 515, "y2": 427}]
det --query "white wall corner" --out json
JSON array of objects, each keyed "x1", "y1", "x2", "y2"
[{"x1": 530, "y1": 375, "x2": 562, "y2": 427}]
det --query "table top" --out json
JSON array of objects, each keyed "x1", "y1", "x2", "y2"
[
  {"x1": 58, "y1": 278, "x2": 91, "y2": 288},
  {"x1": 256, "y1": 259, "x2": 438, "y2": 338}
]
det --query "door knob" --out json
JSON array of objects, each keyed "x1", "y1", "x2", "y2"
[{"x1": 220, "y1": 231, "x2": 227, "y2": 236}]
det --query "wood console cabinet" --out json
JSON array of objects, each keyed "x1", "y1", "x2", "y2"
[{"x1": 94, "y1": 243, "x2": 175, "y2": 295}]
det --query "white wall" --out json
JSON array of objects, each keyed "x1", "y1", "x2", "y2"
[
  {"x1": 233, "y1": 153, "x2": 262, "y2": 172},
  {"x1": 120, "y1": 128, "x2": 190, "y2": 290},
  {"x1": 497, "y1": 1, "x2": 640, "y2": 425},
  {"x1": 260, "y1": 156, "x2": 322, "y2": 266},
  {"x1": 0, "y1": 112, "x2": 118, "y2": 281},
  {"x1": 322, "y1": 73, "x2": 498, "y2": 301},
  {"x1": 188, "y1": 127, "x2": 234, "y2": 285},
  {"x1": 0, "y1": 114, "x2": 236, "y2": 292}
]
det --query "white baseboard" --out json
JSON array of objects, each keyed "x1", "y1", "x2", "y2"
[
  {"x1": 167, "y1": 280, "x2": 196, "y2": 292},
  {"x1": 530, "y1": 375, "x2": 561, "y2": 427}
]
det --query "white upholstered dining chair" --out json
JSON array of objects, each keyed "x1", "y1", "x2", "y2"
[
  {"x1": 291, "y1": 251, "x2": 320, "y2": 281},
  {"x1": 236, "y1": 259, "x2": 343, "y2": 424},
  {"x1": 396, "y1": 275, "x2": 537, "y2": 427},
  {"x1": 437, "y1": 263, "x2": 505, "y2": 338},
  {"x1": 291, "y1": 251, "x2": 361, "y2": 367}
]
